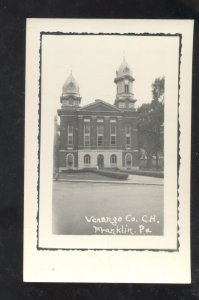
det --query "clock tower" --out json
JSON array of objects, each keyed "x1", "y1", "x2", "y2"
[
  {"x1": 60, "y1": 71, "x2": 81, "y2": 109},
  {"x1": 114, "y1": 57, "x2": 136, "y2": 110}
]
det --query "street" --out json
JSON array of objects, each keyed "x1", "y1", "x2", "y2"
[{"x1": 52, "y1": 181, "x2": 164, "y2": 235}]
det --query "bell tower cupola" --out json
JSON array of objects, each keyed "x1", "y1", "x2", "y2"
[
  {"x1": 114, "y1": 57, "x2": 136, "y2": 110},
  {"x1": 60, "y1": 70, "x2": 81, "y2": 108}
]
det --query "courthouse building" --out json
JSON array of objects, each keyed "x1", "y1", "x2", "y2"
[{"x1": 57, "y1": 58, "x2": 139, "y2": 171}]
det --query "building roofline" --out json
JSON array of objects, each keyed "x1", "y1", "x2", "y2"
[{"x1": 79, "y1": 99, "x2": 122, "y2": 112}]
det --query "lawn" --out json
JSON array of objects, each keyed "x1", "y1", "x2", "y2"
[
  {"x1": 52, "y1": 181, "x2": 164, "y2": 236},
  {"x1": 58, "y1": 171, "x2": 119, "y2": 181}
]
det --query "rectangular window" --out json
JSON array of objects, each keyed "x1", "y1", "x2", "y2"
[
  {"x1": 68, "y1": 135, "x2": 73, "y2": 146},
  {"x1": 68, "y1": 125, "x2": 73, "y2": 146},
  {"x1": 84, "y1": 135, "x2": 90, "y2": 146},
  {"x1": 126, "y1": 136, "x2": 131, "y2": 146},
  {"x1": 84, "y1": 125, "x2": 90, "y2": 134},
  {"x1": 97, "y1": 136, "x2": 103, "y2": 146},
  {"x1": 125, "y1": 126, "x2": 131, "y2": 146},
  {"x1": 110, "y1": 125, "x2": 116, "y2": 146},
  {"x1": 111, "y1": 136, "x2": 116, "y2": 145},
  {"x1": 97, "y1": 126, "x2": 103, "y2": 135},
  {"x1": 97, "y1": 126, "x2": 103, "y2": 146},
  {"x1": 68, "y1": 125, "x2": 73, "y2": 134},
  {"x1": 84, "y1": 125, "x2": 90, "y2": 146},
  {"x1": 110, "y1": 125, "x2": 116, "y2": 134}
]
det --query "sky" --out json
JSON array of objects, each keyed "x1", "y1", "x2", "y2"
[{"x1": 41, "y1": 34, "x2": 179, "y2": 114}]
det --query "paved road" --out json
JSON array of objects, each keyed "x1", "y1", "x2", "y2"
[{"x1": 52, "y1": 181, "x2": 164, "y2": 236}]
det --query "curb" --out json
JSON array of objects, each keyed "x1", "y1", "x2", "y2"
[{"x1": 55, "y1": 179, "x2": 163, "y2": 186}]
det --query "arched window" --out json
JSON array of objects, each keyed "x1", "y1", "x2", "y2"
[
  {"x1": 84, "y1": 154, "x2": 91, "y2": 166},
  {"x1": 124, "y1": 79, "x2": 129, "y2": 94},
  {"x1": 125, "y1": 85, "x2": 129, "y2": 93},
  {"x1": 125, "y1": 153, "x2": 132, "y2": 168},
  {"x1": 110, "y1": 154, "x2": 117, "y2": 166}
]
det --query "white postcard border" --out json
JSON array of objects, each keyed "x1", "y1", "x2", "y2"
[{"x1": 24, "y1": 19, "x2": 193, "y2": 283}]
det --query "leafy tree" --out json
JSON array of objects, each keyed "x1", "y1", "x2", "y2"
[
  {"x1": 137, "y1": 77, "x2": 164, "y2": 169},
  {"x1": 152, "y1": 77, "x2": 165, "y2": 103}
]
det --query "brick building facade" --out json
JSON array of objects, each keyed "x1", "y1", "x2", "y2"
[{"x1": 56, "y1": 58, "x2": 139, "y2": 171}]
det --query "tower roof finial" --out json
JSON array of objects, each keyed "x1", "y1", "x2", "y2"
[
  {"x1": 62, "y1": 68, "x2": 80, "y2": 96},
  {"x1": 115, "y1": 55, "x2": 133, "y2": 79}
]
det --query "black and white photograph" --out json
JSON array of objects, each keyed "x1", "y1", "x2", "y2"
[
  {"x1": 24, "y1": 19, "x2": 193, "y2": 283},
  {"x1": 38, "y1": 32, "x2": 176, "y2": 250},
  {"x1": 51, "y1": 35, "x2": 165, "y2": 237}
]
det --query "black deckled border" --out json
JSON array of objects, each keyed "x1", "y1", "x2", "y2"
[{"x1": 37, "y1": 32, "x2": 182, "y2": 252}]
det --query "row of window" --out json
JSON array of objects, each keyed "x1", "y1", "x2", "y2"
[
  {"x1": 84, "y1": 118, "x2": 117, "y2": 123},
  {"x1": 67, "y1": 125, "x2": 132, "y2": 147},
  {"x1": 66, "y1": 153, "x2": 133, "y2": 167},
  {"x1": 84, "y1": 154, "x2": 117, "y2": 165},
  {"x1": 83, "y1": 154, "x2": 132, "y2": 165}
]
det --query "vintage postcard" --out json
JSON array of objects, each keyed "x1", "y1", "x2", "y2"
[{"x1": 24, "y1": 19, "x2": 193, "y2": 283}]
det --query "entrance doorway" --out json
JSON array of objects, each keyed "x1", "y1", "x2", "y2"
[
  {"x1": 66, "y1": 153, "x2": 74, "y2": 170},
  {"x1": 97, "y1": 154, "x2": 104, "y2": 168},
  {"x1": 125, "y1": 153, "x2": 132, "y2": 169}
]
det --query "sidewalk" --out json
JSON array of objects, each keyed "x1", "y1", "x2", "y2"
[
  {"x1": 57, "y1": 174, "x2": 163, "y2": 186},
  {"x1": 128, "y1": 174, "x2": 163, "y2": 185}
]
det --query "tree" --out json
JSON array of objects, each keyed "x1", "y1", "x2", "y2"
[
  {"x1": 152, "y1": 77, "x2": 165, "y2": 103},
  {"x1": 137, "y1": 77, "x2": 164, "y2": 169}
]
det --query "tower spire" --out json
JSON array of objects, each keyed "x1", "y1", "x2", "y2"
[
  {"x1": 61, "y1": 69, "x2": 81, "y2": 108},
  {"x1": 114, "y1": 57, "x2": 136, "y2": 109}
]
